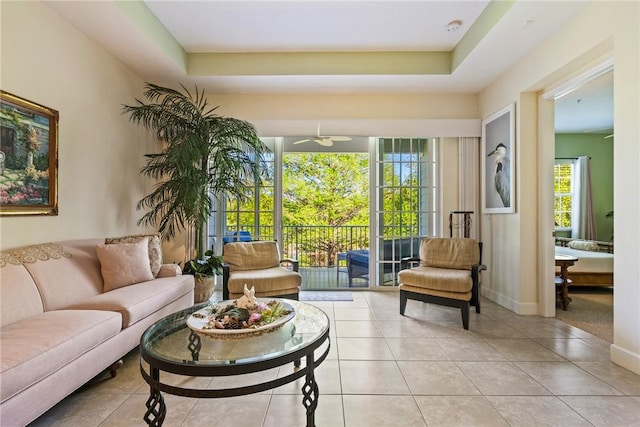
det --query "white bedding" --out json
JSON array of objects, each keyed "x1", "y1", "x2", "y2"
[{"x1": 555, "y1": 246, "x2": 614, "y2": 274}]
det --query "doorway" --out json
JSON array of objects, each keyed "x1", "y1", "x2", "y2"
[{"x1": 539, "y1": 61, "x2": 614, "y2": 330}]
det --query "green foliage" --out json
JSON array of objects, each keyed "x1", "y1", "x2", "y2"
[
  {"x1": 283, "y1": 153, "x2": 369, "y2": 227},
  {"x1": 260, "y1": 301, "x2": 289, "y2": 323},
  {"x1": 281, "y1": 153, "x2": 369, "y2": 265},
  {"x1": 380, "y1": 161, "x2": 421, "y2": 236},
  {"x1": 182, "y1": 249, "x2": 223, "y2": 279},
  {"x1": 122, "y1": 83, "x2": 269, "y2": 258},
  {"x1": 554, "y1": 163, "x2": 573, "y2": 228}
]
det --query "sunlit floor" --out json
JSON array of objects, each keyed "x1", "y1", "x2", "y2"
[
  {"x1": 30, "y1": 291, "x2": 640, "y2": 427},
  {"x1": 299, "y1": 266, "x2": 390, "y2": 289}
]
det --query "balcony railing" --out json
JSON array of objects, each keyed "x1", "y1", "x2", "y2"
[
  {"x1": 220, "y1": 225, "x2": 369, "y2": 268},
  {"x1": 282, "y1": 225, "x2": 369, "y2": 267}
]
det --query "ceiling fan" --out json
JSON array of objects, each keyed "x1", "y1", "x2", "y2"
[{"x1": 292, "y1": 124, "x2": 352, "y2": 147}]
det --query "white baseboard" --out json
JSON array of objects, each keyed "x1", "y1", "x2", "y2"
[
  {"x1": 611, "y1": 344, "x2": 640, "y2": 375},
  {"x1": 482, "y1": 288, "x2": 539, "y2": 315}
]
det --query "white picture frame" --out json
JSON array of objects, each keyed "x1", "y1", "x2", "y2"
[{"x1": 481, "y1": 103, "x2": 515, "y2": 214}]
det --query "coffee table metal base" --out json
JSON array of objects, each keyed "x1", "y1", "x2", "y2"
[{"x1": 141, "y1": 338, "x2": 330, "y2": 427}]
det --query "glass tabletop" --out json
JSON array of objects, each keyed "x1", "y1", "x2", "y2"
[{"x1": 140, "y1": 299, "x2": 330, "y2": 368}]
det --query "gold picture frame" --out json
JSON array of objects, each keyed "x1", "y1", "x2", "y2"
[{"x1": 0, "y1": 91, "x2": 59, "y2": 216}]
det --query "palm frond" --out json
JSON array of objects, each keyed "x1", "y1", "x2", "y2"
[{"x1": 123, "y1": 82, "x2": 269, "y2": 255}]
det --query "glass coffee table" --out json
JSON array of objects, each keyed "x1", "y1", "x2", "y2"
[{"x1": 139, "y1": 299, "x2": 330, "y2": 427}]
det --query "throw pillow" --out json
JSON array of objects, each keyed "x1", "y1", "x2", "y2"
[
  {"x1": 568, "y1": 239, "x2": 599, "y2": 252},
  {"x1": 105, "y1": 233, "x2": 162, "y2": 277},
  {"x1": 97, "y1": 239, "x2": 155, "y2": 292}
]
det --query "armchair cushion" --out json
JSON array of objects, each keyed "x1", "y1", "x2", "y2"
[
  {"x1": 398, "y1": 266, "x2": 472, "y2": 294},
  {"x1": 223, "y1": 241, "x2": 280, "y2": 271},
  {"x1": 399, "y1": 284, "x2": 471, "y2": 301},
  {"x1": 222, "y1": 240, "x2": 301, "y2": 300},
  {"x1": 226, "y1": 267, "x2": 301, "y2": 299},
  {"x1": 420, "y1": 237, "x2": 479, "y2": 270}
]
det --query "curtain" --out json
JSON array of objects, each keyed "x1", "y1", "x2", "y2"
[
  {"x1": 571, "y1": 155, "x2": 597, "y2": 240},
  {"x1": 457, "y1": 137, "x2": 480, "y2": 239}
]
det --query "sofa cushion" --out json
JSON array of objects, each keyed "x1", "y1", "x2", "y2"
[
  {"x1": 22, "y1": 239, "x2": 105, "y2": 311},
  {"x1": 420, "y1": 238, "x2": 479, "y2": 270},
  {"x1": 105, "y1": 233, "x2": 162, "y2": 277},
  {"x1": 227, "y1": 267, "x2": 301, "y2": 296},
  {"x1": 64, "y1": 275, "x2": 194, "y2": 328},
  {"x1": 224, "y1": 241, "x2": 281, "y2": 271},
  {"x1": 96, "y1": 239, "x2": 155, "y2": 291},
  {"x1": 0, "y1": 262, "x2": 44, "y2": 328},
  {"x1": 0, "y1": 309, "x2": 122, "y2": 403}
]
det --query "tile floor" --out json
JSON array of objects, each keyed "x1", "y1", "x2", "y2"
[{"x1": 30, "y1": 291, "x2": 640, "y2": 427}]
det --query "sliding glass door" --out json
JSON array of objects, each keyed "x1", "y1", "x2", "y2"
[
  {"x1": 373, "y1": 138, "x2": 439, "y2": 286},
  {"x1": 209, "y1": 135, "x2": 440, "y2": 289}
]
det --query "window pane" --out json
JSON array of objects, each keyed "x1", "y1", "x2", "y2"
[{"x1": 554, "y1": 162, "x2": 573, "y2": 229}]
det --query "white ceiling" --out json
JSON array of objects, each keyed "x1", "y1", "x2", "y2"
[{"x1": 45, "y1": 0, "x2": 612, "y2": 133}]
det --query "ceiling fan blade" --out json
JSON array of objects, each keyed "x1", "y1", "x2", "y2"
[
  {"x1": 328, "y1": 136, "x2": 352, "y2": 142},
  {"x1": 292, "y1": 139, "x2": 311, "y2": 144},
  {"x1": 317, "y1": 138, "x2": 334, "y2": 147}
]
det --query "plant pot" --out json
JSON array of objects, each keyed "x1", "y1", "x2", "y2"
[{"x1": 194, "y1": 276, "x2": 216, "y2": 303}]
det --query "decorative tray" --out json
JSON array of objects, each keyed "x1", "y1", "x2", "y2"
[{"x1": 187, "y1": 298, "x2": 295, "y2": 339}]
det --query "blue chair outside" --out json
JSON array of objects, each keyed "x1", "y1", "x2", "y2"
[
  {"x1": 346, "y1": 238, "x2": 420, "y2": 286},
  {"x1": 222, "y1": 231, "x2": 252, "y2": 245}
]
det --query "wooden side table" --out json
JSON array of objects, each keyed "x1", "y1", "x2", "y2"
[{"x1": 555, "y1": 254, "x2": 578, "y2": 310}]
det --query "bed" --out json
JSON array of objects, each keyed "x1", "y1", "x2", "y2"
[{"x1": 554, "y1": 237, "x2": 613, "y2": 286}]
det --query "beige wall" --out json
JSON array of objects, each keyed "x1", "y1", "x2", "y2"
[
  {"x1": 0, "y1": 1, "x2": 156, "y2": 250},
  {"x1": 479, "y1": 1, "x2": 640, "y2": 373}
]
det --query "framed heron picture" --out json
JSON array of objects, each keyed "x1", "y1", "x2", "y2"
[
  {"x1": 481, "y1": 103, "x2": 515, "y2": 214},
  {"x1": 0, "y1": 91, "x2": 59, "y2": 216}
]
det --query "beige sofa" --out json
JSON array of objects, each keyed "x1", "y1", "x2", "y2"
[{"x1": 0, "y1": 238, "x2": 194, "y2": 426}]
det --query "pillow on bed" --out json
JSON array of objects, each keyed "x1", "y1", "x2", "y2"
[{"x1": 568, "y1": 239, "x2": 599, "y2": 252}]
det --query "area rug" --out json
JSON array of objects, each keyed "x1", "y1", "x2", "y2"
[
  {"x1": 299, "y1": 291, "x2": 353, "y2": 302},
  {"x1": 555, "y1": 286, "x2": 613, "y2": 343}
]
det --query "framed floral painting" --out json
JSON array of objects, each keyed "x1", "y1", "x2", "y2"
[{"x1": 0, "y1": 91, "x2": 59, "y2": 216}]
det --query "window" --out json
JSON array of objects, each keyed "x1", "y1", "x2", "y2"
[
  {"x1": 208, "y1": 139, "x2": 275, "y2": 251},
  {"x1": 554, "y1": 160, "x2": 574, "y2": 230},
  {"x1": 375, "y1": 138, "x2": 438, "y2": 285}
]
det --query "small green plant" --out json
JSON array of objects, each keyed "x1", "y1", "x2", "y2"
[{"x1": 182, "y1": 249, "x2": 223, "y2": 279}]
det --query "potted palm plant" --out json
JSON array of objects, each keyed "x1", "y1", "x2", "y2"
[{"x1": 123, "y1": 83, "x2": 268, "y2": 302}]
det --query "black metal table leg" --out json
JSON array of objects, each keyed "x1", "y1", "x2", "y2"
[
  {"x1": 188, "y1": 330, "x2": 202, "y2": 361},
  {"x1": 144, "y1": 367, "x2": 166, "y2": 426},
  {"x1": 301, "y1": 353, "x2": 319, "y2": 427}
]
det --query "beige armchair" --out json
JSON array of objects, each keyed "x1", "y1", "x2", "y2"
[
  {"x1": 222, "y1": 241, "x2": 302, "y2": 300},
  {"x1": 398, "y1": 238, "x2": 485, "y2": 329}
]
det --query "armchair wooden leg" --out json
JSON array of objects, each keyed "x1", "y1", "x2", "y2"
[
  {"x1": 399, "y1": 291, "x2": 408, "y2": 315},
  {"x1": 461, "y1": 301, "x2": 470, "y2": 330}
]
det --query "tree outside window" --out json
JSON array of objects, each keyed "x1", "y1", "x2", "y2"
[{"x1": 554, "y1": 160, "x2": 574, "y2": 230}]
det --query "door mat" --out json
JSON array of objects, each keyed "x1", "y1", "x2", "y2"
[{"x1": 299, "y1": 291, "x2": 353, "y2": 302}]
